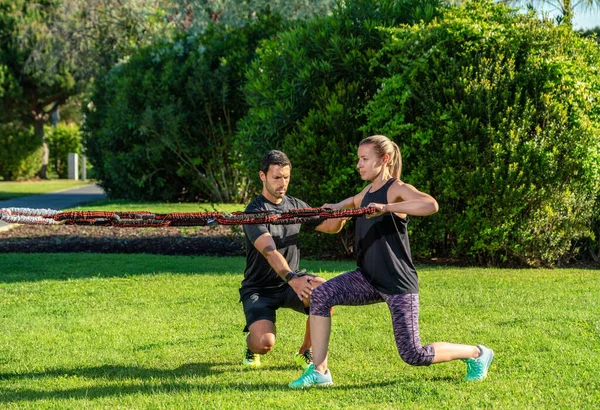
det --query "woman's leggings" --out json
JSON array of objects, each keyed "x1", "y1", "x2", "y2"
[{"x1": 310, "y1": 269, "x2": 435, "y2": 366}]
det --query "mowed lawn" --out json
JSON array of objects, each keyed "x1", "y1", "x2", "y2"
[
  {"x1": 0, "y1": 254, "x2": 598, "y2": 409},
  {"x1": 66, "y1": 200, "x2": 245, "y2": 214},
  {"x1": 0, "y1": 180, "x2": 91, "y2": 201}
]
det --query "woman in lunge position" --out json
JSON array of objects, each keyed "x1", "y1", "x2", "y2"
[{"x1": 289, "y1": 135, "x2": 493, "y2": 388}]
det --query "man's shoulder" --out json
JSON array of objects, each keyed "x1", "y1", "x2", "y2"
[
  {"x1": 245, "y1": 195, "x2": 267, "y2": 212},
  {"x1": 285, "y1": 195, "x2": 310, "y2": 209}
]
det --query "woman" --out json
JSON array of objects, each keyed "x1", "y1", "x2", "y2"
[{"x1": 289, "y1": 135, "x2": 493, "y2": 389}]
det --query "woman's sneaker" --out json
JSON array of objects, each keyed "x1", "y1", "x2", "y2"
[
  {"x1": 463, "y1": 344, "x2": 494, "y2": 381},
  {"x1": 294, "y1": 349, "x2": 313, "y2": 370},
  {"x1": 243, "y1": 347, "x2": 261, "y2": 366},
  {"x1": 289, "y1": 364, "x2": 333, "y2": 389}
]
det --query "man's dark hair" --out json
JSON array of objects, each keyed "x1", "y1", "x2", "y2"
[{"x1": 260, "y1": 150, "x2": 291, "y2": 174}]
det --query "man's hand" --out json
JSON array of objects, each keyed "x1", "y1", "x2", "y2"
[{"x1": 288, "y1": 275, "x2": 314, "y2": 301}]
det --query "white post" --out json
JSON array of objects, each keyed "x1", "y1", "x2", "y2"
[{"x1": 68, "y1": 153, "x2": 79, "y2": 180}]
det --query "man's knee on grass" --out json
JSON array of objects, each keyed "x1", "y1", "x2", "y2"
[{"x1": 248, "y1": 321, "x2": 276, "y2": 354}]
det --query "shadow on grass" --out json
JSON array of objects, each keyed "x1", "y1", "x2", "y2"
[
  {"x1": 0, "y1": 362, "x2": 225, "y2": 381},
  {"x1": 0, "y1": 253, "x2": 247, "y2": 283},
  {"x1": 0, "y1": 362, "x2": 290, "y2": 403},
  {"x1": 0, "y1": 253, "x2": 357, "y2": 283},
  {"x1": 0, "y1": 362, "x2": 454, "y2": 403}
]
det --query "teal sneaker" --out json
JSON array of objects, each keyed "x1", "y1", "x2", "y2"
[
  {"x1": 294, "y1": 349, "x2": 313, "y2": 370},
  {"x1": 463, "y1": 344, "x2": 494, "y2": 381},
  {"x1": 243, "y1": 347, "x2": 261, "y2": 367},
  {"x1": 289, "y1": 364, "x2": 333, "y2": 389}
]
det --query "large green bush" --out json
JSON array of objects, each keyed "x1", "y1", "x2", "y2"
[
  {"x1": 0, "y1": 122, "x2": 43, "y2": 181},
  {"x1": 83, "y1": 12, "x2": 286, "y2": 202},
  {"x1": 238, "y1": 0, "x2": 444, "y2": 257},
  {"x1": 45, "y1": 123, "x2": 82, "y2": 179},
  {"x1": 362, "y1": 1, "x2": 600, "y2": 265}
]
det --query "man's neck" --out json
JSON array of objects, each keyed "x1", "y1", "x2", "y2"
[{"x1": 262, "y1": 191, "x2": 283, "y2": 204}]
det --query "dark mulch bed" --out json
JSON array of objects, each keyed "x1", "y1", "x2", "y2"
[
  {"x1": 0, "y1": 224, "x2": 245, "y2": 256},
  {"x1": 3, "y1": 224, "x2": 597, "y2": 268}
]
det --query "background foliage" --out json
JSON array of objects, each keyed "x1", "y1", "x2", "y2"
[
  {"x1": 45, "y1": 122, "x2": 82, "y2": 179},
  {"x1": 0, "y1": 122, "x2": 43, "y2": 181},
  {"x1": 361, "y1": 1, "x2": 600, "y2": 265},
  {"x1": 238, "y1": 0, "x2": 444, "y2": 257},
  {"x1": 2, "y1": 0, "x2": 599, "y2": 265},
  {"x1": 83, "y1": 11, "x2": 286, "y2": 202}
]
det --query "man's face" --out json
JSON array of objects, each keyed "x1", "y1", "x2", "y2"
[{"x1": 260, "y1": 164, "x2": 291, "y2": 203}]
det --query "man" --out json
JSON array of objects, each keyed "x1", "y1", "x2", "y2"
[{"x1": 241, "y1": 150, "x2": 347, "y2": 368}]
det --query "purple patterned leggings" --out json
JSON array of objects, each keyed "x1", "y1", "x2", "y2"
[{"x1": 311, "y1": 269, "x2": 435, "y2": 366}]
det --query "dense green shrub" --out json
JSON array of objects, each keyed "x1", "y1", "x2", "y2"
[
  {"x1": 362, "y1": 1, "x2": 600, "y2": 265},
  {"x1": 238, "y1": 0, "x2": 444, "y2": 257},
  {"x1": 0, "y1": 122, "x2": 43, "y2": 181},
  {"x1": 83, "y1": 12, "x2": 286, "y2": 202},
  {"x1": 45, "y1": 123, "x2": 82, "y2": 179}
]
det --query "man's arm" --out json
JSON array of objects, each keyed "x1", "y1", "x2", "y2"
[{"x1": 253, "y1": 233, "x2": 315, "y2": 300}]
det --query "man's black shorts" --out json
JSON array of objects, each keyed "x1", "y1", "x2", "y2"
[{"x1": 240, "y1": 285, "x2": 308, "y2": 332}]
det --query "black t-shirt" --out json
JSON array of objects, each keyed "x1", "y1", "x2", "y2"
[
  {"x1": 241, "y1": 194, "x2": 317, "y2": 294},
  {"x1": 355, "y1": 178, "x2": 419, "y2": 294}
]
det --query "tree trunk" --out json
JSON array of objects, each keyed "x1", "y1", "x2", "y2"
[
  {"x1": 34, "y1": 115, "x2": 49, "y2": 179},
  {"x1": 562, "y1": 0, "x2": 573, "y2": 27}
]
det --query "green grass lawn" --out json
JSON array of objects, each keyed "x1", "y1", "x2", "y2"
[
  {"x1": 0, "y1": 180, "x2": 91, "y2": 201},
  {"x1": 0, "y1": 254, "x2": 598, "y2": 409},
  {"x1": 67, "y1": 199, "x2": 245, "y2": 214}
]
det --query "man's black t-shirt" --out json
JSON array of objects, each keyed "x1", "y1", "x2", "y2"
[{"x1": 241, "y1": 194, "x2": 317, "y2": 297}]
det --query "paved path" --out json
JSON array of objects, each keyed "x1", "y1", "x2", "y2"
[{"x1": 0, "y1": 183, "x2": 106, "y2": 231}]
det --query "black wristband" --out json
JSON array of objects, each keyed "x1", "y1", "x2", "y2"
[{"x1": 284, "y1": 271, "x2": 296, "y2": 283}]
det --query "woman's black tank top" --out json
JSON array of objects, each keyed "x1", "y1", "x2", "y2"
[{"x1": 355, "y1": 178, "x2": 419, "y2": 294}]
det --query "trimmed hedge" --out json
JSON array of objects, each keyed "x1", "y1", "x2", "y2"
[{"x1": 362, "y1": 1, "x2": 600, "y2": 265}]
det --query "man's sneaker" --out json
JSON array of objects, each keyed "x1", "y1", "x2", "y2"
[
  {"x1": 289, "y1": 364, "x2": 333, "y2": 389},
  {"x1": 294, "y1": 349, "x2": 313, "y2": 370},
  {"x1": 243, "y1": 348, "x2": 261, "y2": 367},
  {"x1": 463, "y1": 344, "x2": 494, "y2": 381}
]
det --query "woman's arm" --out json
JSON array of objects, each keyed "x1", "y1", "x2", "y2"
[{"x1": 368, "y1": 181, "x2": 439, "y2": 218}]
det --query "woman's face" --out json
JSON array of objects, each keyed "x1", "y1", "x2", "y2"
[{"x1": 356, "y1": 143, "x2": 386, "y2": 181}]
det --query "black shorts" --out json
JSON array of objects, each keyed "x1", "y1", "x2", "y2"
[{"x1": 240, "y1": 285, "x2": 309, "y2": 332}]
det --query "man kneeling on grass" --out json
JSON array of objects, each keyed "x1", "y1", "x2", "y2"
[{"x1": 240, "y1": 150, "x2": 347, "y2": 369}]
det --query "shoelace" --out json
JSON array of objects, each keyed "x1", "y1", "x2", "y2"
[
  {"x1": 245, "y1": 348, "x2": 256, "y2": 360},
  {"x1": 465, "y1": 358, "x2": 483, "y2": 375},
  {"x1": 465, "y1": 360, "x2": 474, "y2": 374}
]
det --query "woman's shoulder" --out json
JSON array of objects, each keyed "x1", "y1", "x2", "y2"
[
  {"x1": 387, "y1": 179, "x2": 413, "y2": 202},
  {"x1": 390, "y1": 179, "x2": 411, "y2": 191}
]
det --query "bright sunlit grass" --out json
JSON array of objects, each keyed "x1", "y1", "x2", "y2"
[
  {"x1": 0, "y1": 180, "x2": 91, "y2": 201},
  {"x1": 67, "y1": 199, "x2": 245, "y2": 214}
]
